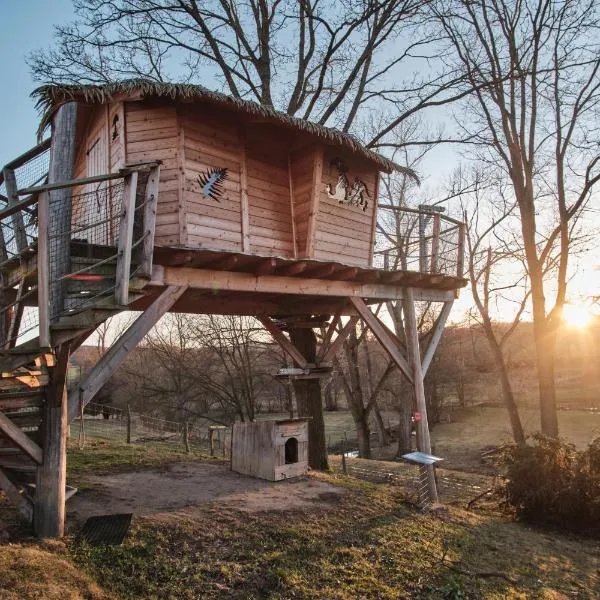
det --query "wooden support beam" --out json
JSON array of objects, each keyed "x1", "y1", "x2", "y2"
[
  {"x1": 2, "y1": 168, "x2": 28, "y2": 251},
  {"x1": 319, "y1": 315, "x2": 360, "y2": 364},
  {"x1": 421, "y1": 300, "x2": 453, "y2": 377},
  {"x1": 403, "y1": 287, "x2": 438, "y2": 504},
  {"x1": 0, "y1": 410, "x2": 43, "y2": 464},
  {"x1": 208, "y1": 255, "x2": 239, "y2": 271},
  {"x1": 287, "y1": 154, "x2": 297, "y2": 258},
  {"x1": 34, "y1": 343, "x2": 69, "y2": 538},
  {"x1": 37, "y1": 192, "x2": 51, "y2": 347},
  {"x1": 258, "y1": 316, "x2": 308, "y2": 369},
  {"x1": 5, "y1": 278, "x2": 25, "y2": 349},
  {"x1": 239, "y1": 131, "x2": 250, "y2": 253},
  {"x1": 348, "y1": 296, "x2": 413, "y2": 383},
  {"x1": 316, "y1": 309, "x2": 342, "y2": 362},
  {"x1": 68, "y1": 285, "x2": 187, "y2": 422},
  {"x1": 151, "y1": 265, "x2": 456, "y2": 303},
  {"x1": 0, "y1": 466, "x2": 32, "y2": 522},
  {"x1": 115, "y1": 171, "x2": 139, "y2": 305},
  {"x1": 48, "y1": 102, "x2": 77, "y2": 320},
  {"x1": 305, "y1": 147, "x2": 323, "y2": 257},
  {"x1": 254, "y1": 257, "x2": 277, "y2": 276},
  {"x1": 277, "y1": 261, "x2": 309, "y2": 276},
  {"x1": 140, "y1": 165, "x2": 160, "y2": 277},
  {"x1": 430, "y1": 214, "x2": 441, "y2": 273}
]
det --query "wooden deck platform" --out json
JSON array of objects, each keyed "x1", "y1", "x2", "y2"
[{"x1": 126, "y1": 246, "x2": 468, "y2": 317}]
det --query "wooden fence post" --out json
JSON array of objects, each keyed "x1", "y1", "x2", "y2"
[
  {"x1": 209, "y1": 427, "x2": 216, "y2": 457},
  {"x1": 126, "y1": 405, "x2": 132, "y2": 444},
  {"x1": 184, "y1": 421, "x2": 190, "y2": 453},
  {"x1": 341, "y1": 439, "x2": 348, "y2": 475}
]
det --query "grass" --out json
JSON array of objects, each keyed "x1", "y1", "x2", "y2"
[
  {"x1": 1, "y1": 441, "x2": 598, "y2": 599},
  {"x1": 64, "y1": 472, "x2": 600, "y2": 599}
]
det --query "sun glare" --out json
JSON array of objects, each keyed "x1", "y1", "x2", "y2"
[{"x1": 562, "y1": 304, "x2": 593, "y2": 329}]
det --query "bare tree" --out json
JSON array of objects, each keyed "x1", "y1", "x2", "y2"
[
  {"x1": 334, "y1": 320, "x2": 394, "y2": 458},
  {"x1": 433, "y1": 0, "x2": 600, "y2": 436},
  {"x1": 29, "y1": 0, "x2": 469, "y2": 148},
  {"x1": 459, "y1": 171, "x2": 527, "y2": 444}
]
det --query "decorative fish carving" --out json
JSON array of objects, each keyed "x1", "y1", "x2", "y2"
[{"x1": 197, "y1": 167, "x2": 228, "y2": 202}]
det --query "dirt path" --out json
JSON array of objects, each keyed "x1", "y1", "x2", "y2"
[{"x1": 67, "y1": 461, "x2": 344, "y2": 528}]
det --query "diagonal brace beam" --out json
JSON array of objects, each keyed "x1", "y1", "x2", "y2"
[
  {"x1": 259, "y1": 317, "x2": 308, "y2": 369},
  {"x1": 421, "y1": 300, "x2": 453, "y2": 377},
  {"x1": 319, "y1": 315, "x2": 360, "y2": 364},
  {"x1": 348, "y1": 297, "x2": 412, "y2": 383},
  {"x1": 68, "y1": 285, "x2": 187, "y2": 422}
]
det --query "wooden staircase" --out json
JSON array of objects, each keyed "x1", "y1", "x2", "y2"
[
  {"x1": 0, "y1": 251, "x2": 147, "y2": 521},
  {"x1": 0, "y1": 135, "x2": 160, "y2": 533}
]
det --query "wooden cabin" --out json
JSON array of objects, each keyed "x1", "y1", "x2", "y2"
[
  {"x1": 0, "y1": 80, "x2": 467, "y2": 537},
  {"x1": 47, "y1": 81, "x2": 388, "y2": 266},
  {"x1": 231, "y1": 419, "x2": 309, "y2": 481}
]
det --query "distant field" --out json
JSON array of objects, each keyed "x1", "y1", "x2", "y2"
[{"x1": 323, "y1": 406, "x2": 600, "y2": 472}]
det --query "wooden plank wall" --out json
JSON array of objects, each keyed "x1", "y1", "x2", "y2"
[
  {"x1": 180, "y1": 106, "x2": 243, "y2": 252},
  {"x1": 289, "y1": 146, "x2": 316, "y2": 257},
  {"x1": 125, "y1": 101, "x2": 180, "y2": 246},
  {"x1": 313, "y1": 149, "x2": 377, "y2": 267},
  {"x1": 244, "y1": 128, "x2": 294, "y2": 257}
]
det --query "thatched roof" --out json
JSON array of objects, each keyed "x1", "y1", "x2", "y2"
[{"x1": 32, "y1": 79, "x2": 415, "y2": 176}]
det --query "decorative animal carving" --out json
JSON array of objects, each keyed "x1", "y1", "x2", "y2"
[
  {"x1": 197, "y1": 167, "x2": 228, "y2": 202},
  {"x1": 326, "y1": 158, "x2": 370, "y2": 211}
]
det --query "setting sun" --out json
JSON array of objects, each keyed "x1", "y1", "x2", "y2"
[{"x1": 562, "y1": 304, "x2": 593, "y2": 328}]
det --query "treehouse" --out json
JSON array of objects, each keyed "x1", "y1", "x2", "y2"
[{"x1": 0, "y1": 81, "x2": 466, "y2": 537}]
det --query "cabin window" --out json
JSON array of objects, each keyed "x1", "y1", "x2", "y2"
[
  {"x1": 112, "y1": 115, "x2": 120, "y2": 141},
  {"x1": 285, "y1": 437, "x2": 298, "y2": 464}
]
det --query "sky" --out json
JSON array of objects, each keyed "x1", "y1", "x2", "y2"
[
  {"x1": 0, "y1": 0, "x2": 74, "y2": 165},
  {"x1": 1, "y1": 1, "x2": 597, "y2": 332}
]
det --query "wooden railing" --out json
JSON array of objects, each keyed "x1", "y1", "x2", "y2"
[{"x1": 374, "y1": 205, "x2": 466, "y2": 279}]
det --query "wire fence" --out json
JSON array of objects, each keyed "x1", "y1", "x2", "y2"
[
  {"x1": 70, "y1": 401, "x2": 232, "y2": 458},
  {"x1": 374, "y1": 205, "x2": 464, "y2": 278},
  {"x1": 0, "y1": 140, "x2": 153, "y2": 348}
]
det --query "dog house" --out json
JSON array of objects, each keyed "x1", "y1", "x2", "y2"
[{"x1": 231, "y1": 418, "x2": 309, "y2": 481}]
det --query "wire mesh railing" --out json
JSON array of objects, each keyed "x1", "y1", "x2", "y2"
[
  {"x1": 0, "y1": 137, "x2": 159, "y2": 349},
  {"x1": 374, "y1": 205, "x2": 465, "y2": 279}
]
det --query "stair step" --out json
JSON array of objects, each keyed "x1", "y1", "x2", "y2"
[
  {"x1": 0, "y1": 456, "x2": 36, "y2": 471},
  {"x1": 24, "y1": 483, "x2": 78, "y2": 501},
  {"x1": 51, "y1": 307, "x2": 124, "y2": 330},
  {"x1": 0, "y1": 392, "x2": 44, "y2": 411},
  {"x1": 0, "y1": 410, "x2": 42, "y2": 429}
]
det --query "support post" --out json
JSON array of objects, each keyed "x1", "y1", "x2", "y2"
[
  {"x1": 430, "y1": 214, "x2": 440, "y2": 274},
  {"x1": 288, "y1": 326, "x2": 328, "y2": 470},
  {"x1": 34, "y1": 344, "x2": 69, "y2": 538},
  {"x1": 115, "y1": 172, "x2": 139, "y2": 305},
  {"x1": 48, "y1": 102, "x2": 77, "y2": 321},
  {"x1": 140, "y1": 166, "x2": 160, "y2": 277},
  {"x1": 402, "y1": 287, "x2": 438, "y2": 504},
  {"x1": 209, "y1": 427, "x2": 216, "y2": 457},
  {"x1": 37, "y1": 192, "x2": 51, "y2": 348},
  {"x1": 421, "y1": 300, "x2": 453, "y2": 376}
]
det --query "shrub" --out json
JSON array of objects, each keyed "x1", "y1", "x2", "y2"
[{"x1": 502, "y1": 434, "x2": 600, "y2": 537}]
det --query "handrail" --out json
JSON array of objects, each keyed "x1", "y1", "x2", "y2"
[
  {"x1": 375, "y1": 204, "x2": 466, "y2": 279},
  {"x1": 17, "y1": 161, "x2": 161, "y2": 195},
  {"x1": 377, "y1": 203, "x2": 464, "y2": 227},
  {"x1": 0, "y1": 138, "x2": 52, "y2": 187},
  {"x1": 0, "y1": 161, "x2": 161, "y2": 223}
]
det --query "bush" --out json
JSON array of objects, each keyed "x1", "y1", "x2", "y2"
[{"x1": 502, "y1": 434, "x2": 600, "y2": 537}]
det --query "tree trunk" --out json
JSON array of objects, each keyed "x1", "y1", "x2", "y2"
[
  {"x1": 534, "y1": 319, "x2": 559, "y2": 437},
  {"x1": 396, "y1": 385, "x2": 413, "y2": 456},
  {"x1": 355, "y1": 412, "x2": 371, "y2": 459},
  {"x1": 289, "y1": 327, "x2": 328, "y2": 470},
  {"x1": 371, "y1": 403, "x2": 388, "y2": 446}
]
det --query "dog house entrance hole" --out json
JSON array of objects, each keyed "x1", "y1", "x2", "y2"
[{"x1": 285, "y1": 437, "x2": 298, "y2": 464}]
